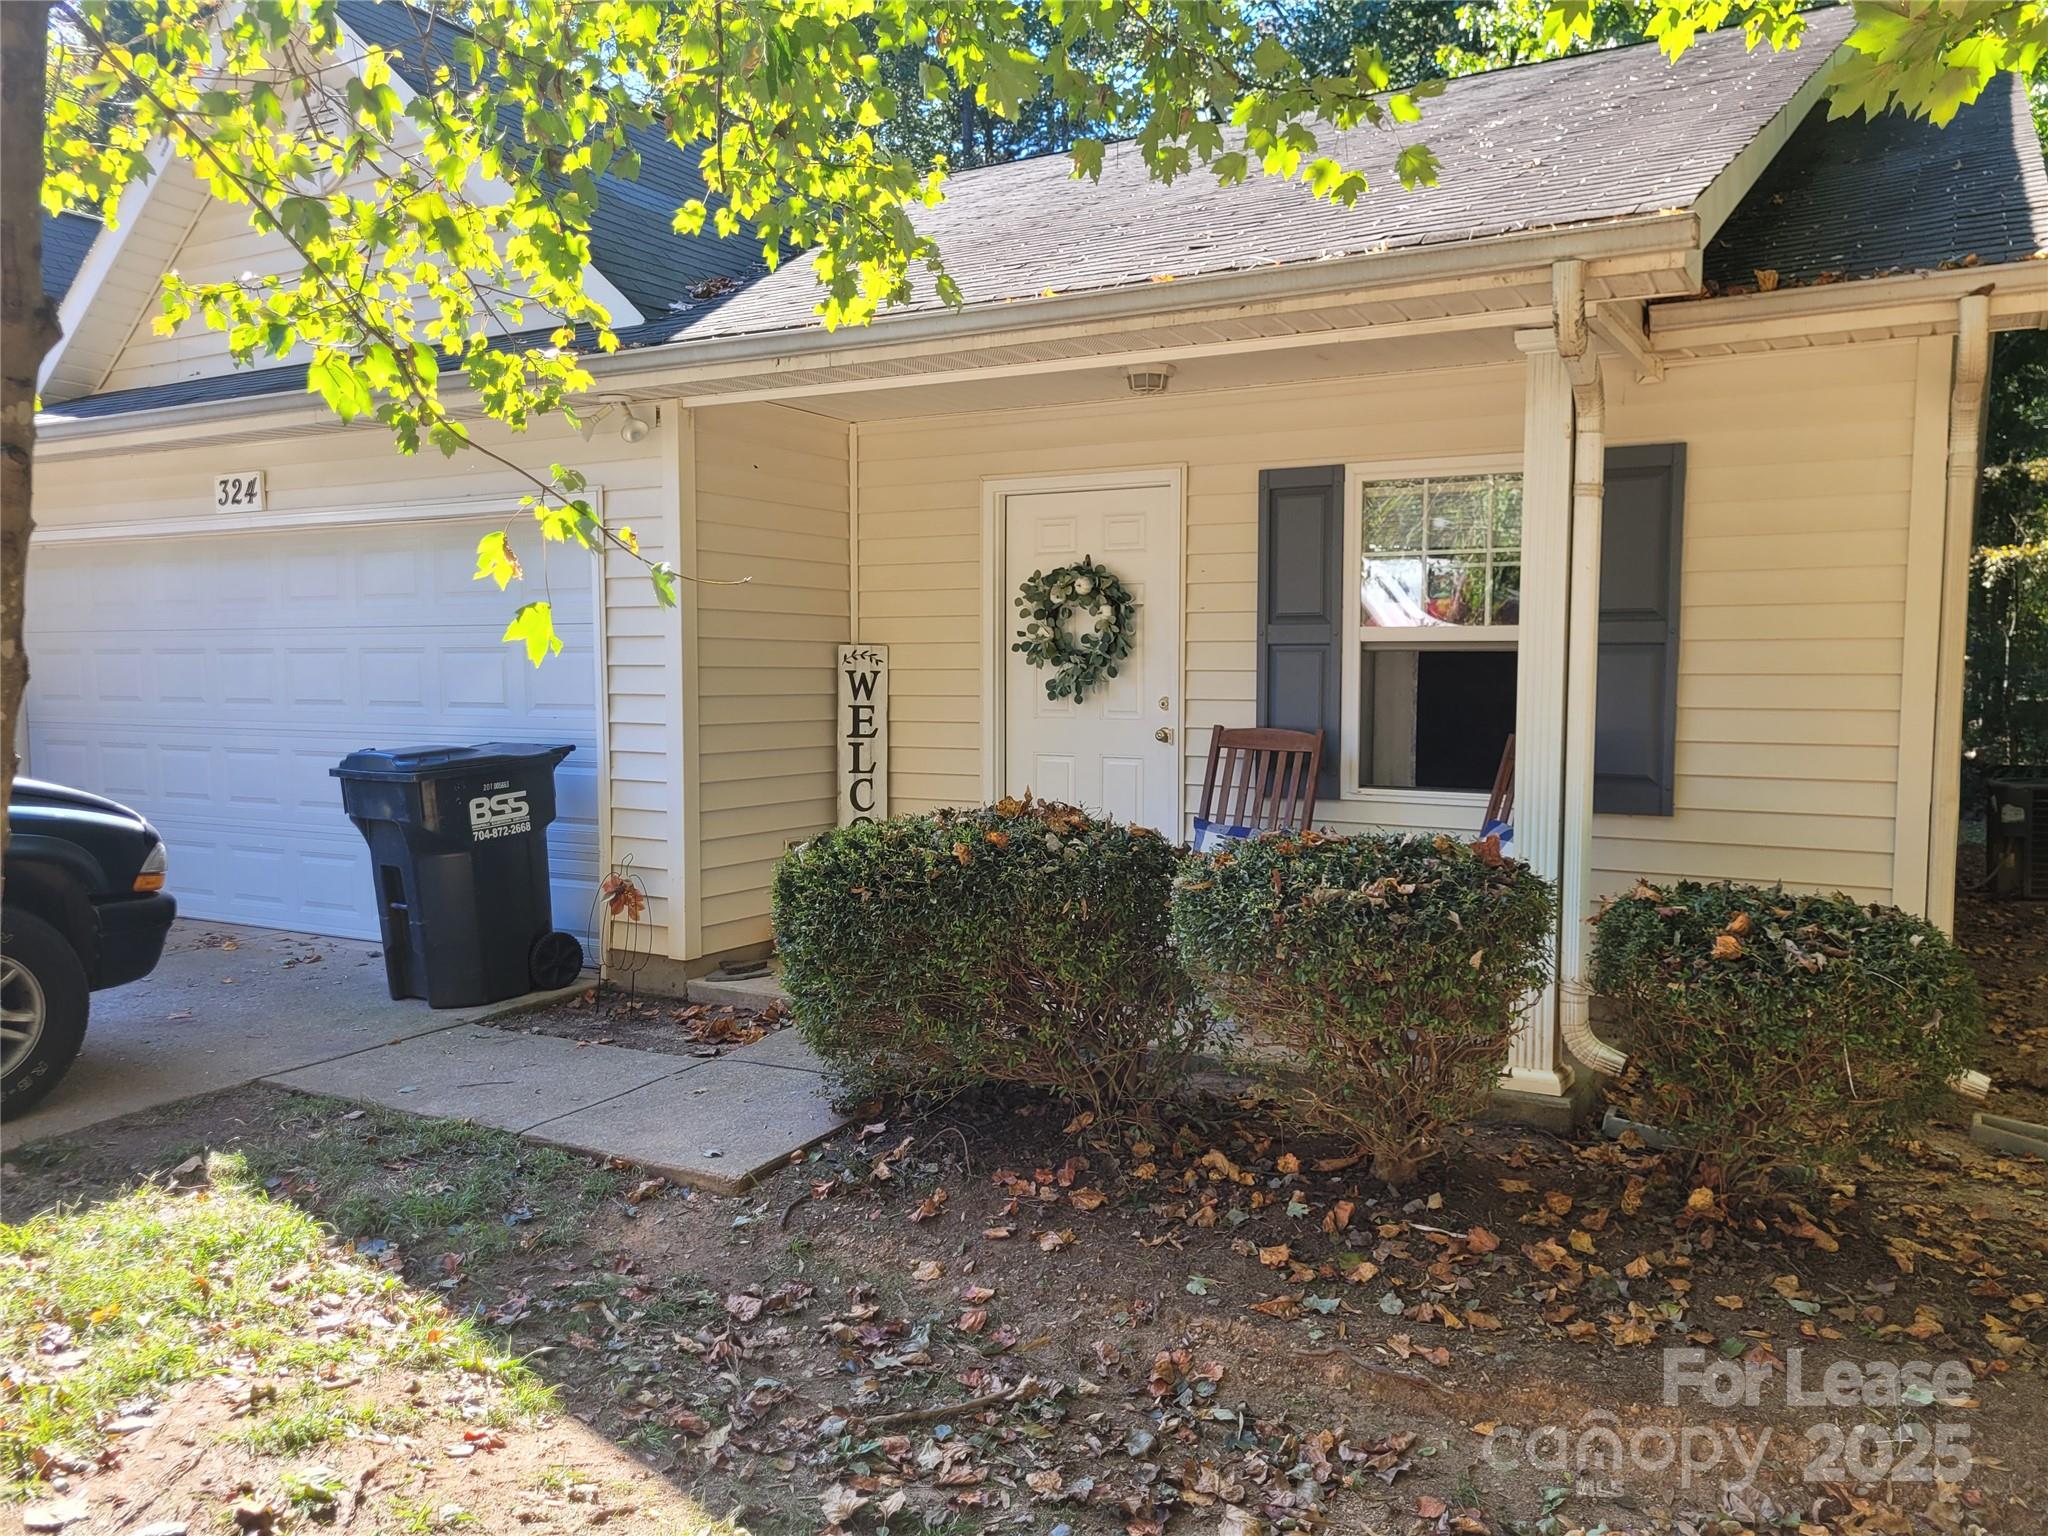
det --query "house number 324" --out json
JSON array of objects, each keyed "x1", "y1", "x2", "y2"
[{"x1": 213, "y1": 472, "x2": 265, "y2": 512}]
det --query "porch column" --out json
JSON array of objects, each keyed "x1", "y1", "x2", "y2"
[
  {"x1": 1502, "y1": 331, "x2": 1574, "y2": 1096},
  {"x1": 1556, "y1": 274, "x2": 1628, "y2": 1077}
]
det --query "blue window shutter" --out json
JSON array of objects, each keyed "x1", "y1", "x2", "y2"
[
  {"x1": 1595, "y1": 444, "x2": 1686, "y2": 816},
  {"x1": 1257, "y1": 466, "x2": 1344, "y2": 799}
]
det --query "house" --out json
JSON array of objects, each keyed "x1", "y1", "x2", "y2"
[{"x1": 27, "y1": 5, "x2": 2048, "y2": 1105}]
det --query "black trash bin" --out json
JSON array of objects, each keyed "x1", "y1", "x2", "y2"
[{"x1": 332, "y1": 743, "x2": 586, "y2": 1007}]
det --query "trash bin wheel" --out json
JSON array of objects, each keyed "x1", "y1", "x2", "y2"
[{"x1": 530, "y1": 930, "x2": 584, "y2": 990}]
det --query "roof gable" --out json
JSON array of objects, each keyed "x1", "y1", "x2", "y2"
[
  {"x1": 39, "y1": 1, "x2": 762, "y2": 403},
  {"x1": 1704, "y1": 71, "x2": 2048, "y2": 290}
]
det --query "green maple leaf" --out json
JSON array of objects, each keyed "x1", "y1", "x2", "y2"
[{"x1": 502, "y1": 601, "x2": 562, "y2": 667}]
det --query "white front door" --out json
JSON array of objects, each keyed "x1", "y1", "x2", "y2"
[{"x1": 1001, "y1": 475, "x2": 1180, "y2": 833}]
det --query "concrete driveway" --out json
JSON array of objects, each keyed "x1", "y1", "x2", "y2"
[{"x1": 2, "y1": 919, "x2": 583, "y2": 1146}]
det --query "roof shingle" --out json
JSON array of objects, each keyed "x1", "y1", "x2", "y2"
[
  {"x1": 335, "y1": 0, "x2": 764, "y2": 317},
  {"x1": 1704, "y1": 70, "x2": 2048, "y2": 289},
  {"x1": 688, "y1": 9, "x2": 1855, "y2": 340},
  {"x1": 40, "y1": 210, "x2": 100, "y2": 303}
]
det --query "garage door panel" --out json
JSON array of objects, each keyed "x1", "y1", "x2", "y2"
[
  {"x1": 32, "y1": 533, "x2": 596, "y2": 639},
  {"x1": 554, "y1": 760, "x2": 601, "y2": 842},
  {"x1": 93, "y1": 648, "x2": 148, "y2": 705},
  {"x1": 29, "y1": 644, "x2": 88, "y2": 704},
  {"x1": 99, "y1": 742, "x2": 152, "y2": 802},
  {"x1": 24, "y1": 516, "x2": 602, "y2": 944},
  {"x1": 30, "y1": 631, "x2": 595, "y2": 726},
  {"x1": 157, "y1": 648, "x2": 209, "y2": 705}
]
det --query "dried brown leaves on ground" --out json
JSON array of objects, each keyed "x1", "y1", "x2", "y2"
[{"x1": 5, "y1": 881, "x2": 2046, "y2": 1534}]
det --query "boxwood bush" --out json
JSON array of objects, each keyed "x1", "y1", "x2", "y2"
[
  {"x1": 1172, "y1": 832, "x2": 1555, "y2": 1183},
  {"x1": 1591, "y1": 881, "x2": 1983, "y2": 1191},
  {"x1": 770, "y1": 798, "x2": 1202, "y2": 1117}
]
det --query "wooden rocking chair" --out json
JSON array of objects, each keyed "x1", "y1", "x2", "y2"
[
  {"x1": 1195, "y1": 726, "x2": 1325, "y2": 839},
  {"x1": 1484, "y1": 734, "x2": 1515, "y2": 831}
]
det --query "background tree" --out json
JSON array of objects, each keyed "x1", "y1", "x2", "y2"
[{"x1": 1972, "y1": 328, "x2": 2048, "y2": 776}]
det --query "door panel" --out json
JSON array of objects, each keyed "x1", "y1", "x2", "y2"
[{"x1": 1002, "y1": 480, "x2": 1179, "y2": 833}]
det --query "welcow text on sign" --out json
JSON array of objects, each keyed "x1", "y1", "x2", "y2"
[{"x1": 838, "y1": 644, "x2": 889, "y2": 826}]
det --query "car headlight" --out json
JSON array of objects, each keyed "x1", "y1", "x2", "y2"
[{"x1": 134, "y1": 840, "x2": 167, "y2": 893}]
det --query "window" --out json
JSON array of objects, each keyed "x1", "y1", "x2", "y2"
[{"x1": 1346, "y1": 466, "x2": 1521, "y2": 796}]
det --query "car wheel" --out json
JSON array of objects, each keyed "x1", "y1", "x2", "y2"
[{"x1": 1, "y1": 907, "x2": 89, "y2": 1116}]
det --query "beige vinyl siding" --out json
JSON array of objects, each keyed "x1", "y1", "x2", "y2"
[
  {"x1": 94, "y1": 170, "x2": 588, "y2": 396},
  {"x1": 855, "y1": 341, "x2": 1924, "y2": 907},
  {"x1": 96, "y1": 174, "x2": 376, "y2": 395},
  {"x1": 1594, "y1": 340, "x2": 1920, "y2": 908},
  {"x1": 690, "y1": 402, "x2": 850, "y2": 956},
  {"x1": 32, "y1": 411, "x2": 686, "y2": 956},
  {"x1": 857, "y1": 366, "x2": 1525, "y2": 827}
]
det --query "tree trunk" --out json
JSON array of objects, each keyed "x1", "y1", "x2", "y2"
[{"x1": 1, "y1": 0, "x2": 58, "y2": 871}]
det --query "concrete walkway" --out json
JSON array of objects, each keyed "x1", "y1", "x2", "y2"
[
  {"x1": 2, "y1": 920, "x2": 587, "y2": 1146},
  {"x1": 265, "y1": 1020, "x2": 847, "y2": 1194},
  {"x1": 6, "y1": 920, "x2": 846, "y2": 1194}
]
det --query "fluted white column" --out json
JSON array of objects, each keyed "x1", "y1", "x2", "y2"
[{"x1": 1502, "y1": 330, "x2": 1574, "y2": 1096}]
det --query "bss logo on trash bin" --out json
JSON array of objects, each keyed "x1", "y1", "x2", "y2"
[{"x1": 468, "y1": 788, "x2": 532, "y2": 840}]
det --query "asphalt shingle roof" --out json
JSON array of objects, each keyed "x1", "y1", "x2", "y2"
[
  {"x1": 40, "y1": 307, "x2": 704, "y2": 421},
  {"x1": 43, "y1": 8, "x2": 2048, "y2": 424},
  {"x1": 40, "y1": 210, "x2": 99, "y2": 302},
  {"x1": 1705, "y1": 70, "x2": 2048, "y2": 289},
  {"x1": 335, "y1": 0, "x2": 763, "y2": 317},
  {"x1": 690, "y1": 8, "x2": 1855, "y2": 339}
]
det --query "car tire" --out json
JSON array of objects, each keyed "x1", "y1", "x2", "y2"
[{"x1": 1, "y1": 906, "x2": 89, "y2": 1116}]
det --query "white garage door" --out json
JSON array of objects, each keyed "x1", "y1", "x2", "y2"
[{"x1": 23, "y1": 514, "x2": 600, "y2": 942}]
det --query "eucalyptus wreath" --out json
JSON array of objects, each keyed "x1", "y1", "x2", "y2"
[{"x1": 1012, "y1": 557, "x2": 1139, "y2": 701}]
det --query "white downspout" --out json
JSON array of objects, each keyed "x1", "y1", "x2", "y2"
[
  {"x1": 1929, "y1": 294, "x2": 1993, "y2": 933},
  {"x1": 1555, "y1": 264, "x2": 1631, "y2": 1078},
  {"x1": 1937, "y1": 295, "x2": 1994, "y2": 1105}
]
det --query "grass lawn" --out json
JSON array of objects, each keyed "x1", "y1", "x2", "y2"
[{"x1": 2, "y1": 885, "x2": 2044, "y2": 1535}]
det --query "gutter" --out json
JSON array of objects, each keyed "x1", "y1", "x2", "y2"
[
  {"x1": 35, "y1": 212, "x2": 1696, "y2": 450},
  {"x1": 1649, "y1": 261, "x2": 2048, "y2": 352},
  {"x1": 582, "y1": 211, "x2": 1698, "y2": 390}
]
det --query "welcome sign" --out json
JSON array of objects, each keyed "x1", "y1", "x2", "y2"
[{"x1": 837, "y1": 643, "x2": 889, "y2": 826}]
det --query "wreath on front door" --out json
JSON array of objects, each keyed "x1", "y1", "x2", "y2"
[{"x1": 1012, "y1": 557, "x2": 1139, "y2": 702}]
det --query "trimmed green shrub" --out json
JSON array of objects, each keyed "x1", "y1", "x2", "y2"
[
  {"x1": 1591, "y1": 881, "x2": 1984, "y2": 1191},
  {"x1": 1171, "y1": 832, "x2": 1555, "y2": 1183},
  {"x1": 770, "y1": 797, "x2": 1202, "y2": 1117}
]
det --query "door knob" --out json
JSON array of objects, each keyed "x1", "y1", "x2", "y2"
[{"x1": 1155, "y1": 727, "x2": 1173, "y2": 743}]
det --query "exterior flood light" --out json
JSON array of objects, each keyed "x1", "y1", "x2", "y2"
[{"x1": 1125, "y1": 365, "x2": 1174, "y2": 397}]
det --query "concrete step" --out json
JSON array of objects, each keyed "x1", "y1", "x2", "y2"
[{"x1": 686, "y1": 961, "x2": 788, "y2": 1010}]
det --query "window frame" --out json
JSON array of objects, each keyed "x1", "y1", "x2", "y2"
[{"x1": 1340, "y1": 454, "x2": 1523, "y2": 808}]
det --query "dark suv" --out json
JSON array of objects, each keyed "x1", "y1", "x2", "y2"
[{"x1": 4, "y1": 779, "x2": 177, "y2": 1113}]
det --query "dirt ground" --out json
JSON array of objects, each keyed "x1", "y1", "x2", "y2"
[
  {"x1": 487, "y1": 983, "x2": 791, "y2": 1061},
  {"x1": 1954, "y1": 849, "x2": 2048, "y2": 1124},
  {"x1": 5, "y1": 881, "x2": 2046, "y2": 1536}
]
